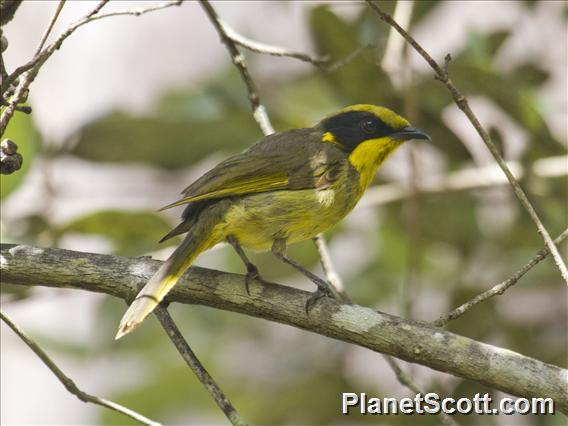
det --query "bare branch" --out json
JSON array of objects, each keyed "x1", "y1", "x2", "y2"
[
  {"x1": 34, "y1": 0, "x2": 66, "y2": 55},
  {"x1": 220, "y1": 20, "x2": 329, "y2": 66},
  {"x1": 365, "y1": 0, "x2": 568, "y2": 286},
  {"x1": 198, "y1": 0, "x2": 274, "y2": 135},
  {"x1": 86, "y1": 0, "x2": 110, "y2": 19},
  {"x1": 312, "y1": 234, "x2": 349, "y2": 302},
  {"x1": 434, "y1": 228, "x2": 568, "y2": 327},
  {"x1": 0, "y1": 0, "x2": 184, "y2": 135},
  {"x1": 219, "y1": 19, "x2": 375, "y2": 72},
  {"x1": 324, "y1": 43, "x2": 374, "y2": 72},
  {"x1": 217, "y1": 15, "x2": 376, "y2": 76},
  {"x1": 2, "y1": 244, "x2": 566, "y2": 413},
  {"x1": 0, "y1": 309, "x2": 161, "y2": 426},
  {"x1": 382, "y1": 355, "x2": 458, "y2": 426},
  {"x1": 153, "y1": 306, "x2": 248, "y2": 426}
]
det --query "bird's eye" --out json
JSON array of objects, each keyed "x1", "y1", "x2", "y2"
[{"x1": 360, "y1": 119, "x2": 377, "y2": 134}]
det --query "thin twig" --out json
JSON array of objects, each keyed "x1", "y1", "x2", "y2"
[
  {"x1": 81, "y1": 0, "x2": 183, "y2": 23},
  {"x1": 0, "y1": 310, "x2": 161, "y2": 426},
  {"x1": 198, "y1": 0, "x2": 274, "y2": 135},
  {"x1": 324, "y1": 43, "x2": 374, "y2": 72},
  {"x1": 153, "y1": 306, "x2": 248, "y2": 426},
  {"x1": 386, "y1": 0, "x2": 421, "y2": 320},
  {"x1": 220, "y1": 19, "x2": 374, "y2": 72},
  {"x1": 312, "y1": 234, "x2": 350, "y2": 303},
  {"x1": 382, "y1": 355, "x2": 458, "y2": 426},
  {"x1": 1, "y1": 0, "x2": 176, "y2": 95},
  {"x1": 0, "y1": 0, "x2": 184, "y2": 135},
  {"x1": 86, "y1": 0, "x2": 110, "y2": 19},
  {"x1": 34, "y1": 0, "x2": 66, "y2": 55},
  {"x1": 382, "y1": 354, "x2": 421, "y2": 393},
  {"x1": 434, "y1": 228, "x2": 568, "y2": 327},
  {"x1": 365, "y1": 0, "x2": 568, "y2": 286},
  {"x1": 220, "y1": 20, "x2": 329, "y2": 66}
]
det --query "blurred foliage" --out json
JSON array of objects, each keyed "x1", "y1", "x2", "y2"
[
  {"x1": 69, "y1": 73, "x2": 264, "y2": 169},
  {"x1": 2, "y1": 2, "x2": 566, "y2": 426},
  {"x1": 59, "y1": 210, "x2": 176, "y2": 257}
]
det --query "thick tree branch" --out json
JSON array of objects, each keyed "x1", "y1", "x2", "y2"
[
  {"x1": 365, "y1": 0, "x2": 568, "y2": 286},
  {"x1": 2, "y1": 244, "x2": 566, "y2": 413},
  {"x1": 0, "y1": 310, "x2": 161, "y2": 426}
]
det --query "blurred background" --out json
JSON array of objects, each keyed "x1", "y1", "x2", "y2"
[{"x1": 1, "y1": 1, "x2": 566, "y2": 425}]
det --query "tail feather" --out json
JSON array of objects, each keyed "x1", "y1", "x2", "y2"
[{"x1": 116, "y1": 223, "x2": 218, "y2": 339}]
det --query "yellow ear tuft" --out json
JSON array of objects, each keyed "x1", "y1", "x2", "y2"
[{"x1": 339, "y1": 104, "x2": 410, "y2": 130}]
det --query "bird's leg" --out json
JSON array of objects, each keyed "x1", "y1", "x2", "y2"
[
  {"x1": 227, "y1": 235, "x2": 263, "y2": 295},
  {"x1": 271, "y1": 239, "x2": 335, "y2": 315}
]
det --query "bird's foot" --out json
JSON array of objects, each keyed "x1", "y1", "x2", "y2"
[
  {"x1": 244, "y1": 263, "x2": 264, "y2": 296},
  {"x1": 304, "y1": 284, "x2": 334, "y2": 316}
]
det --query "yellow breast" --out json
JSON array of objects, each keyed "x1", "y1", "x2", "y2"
[{"x1": 219, "y1": 184, "x2": 357, "y2": 251}]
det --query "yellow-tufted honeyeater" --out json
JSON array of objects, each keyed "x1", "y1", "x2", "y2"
[{"x1": 116, "y1": 104, "x2": 430, "y2": 339}]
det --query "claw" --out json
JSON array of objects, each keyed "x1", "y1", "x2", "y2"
[
  {"x1": 304, "y1": 286, "x2": 334, "y2": 316},
  {"x1": 244, "y1": 265, "x2": 259, "y2": 295},
  {"x1": 244, "y1": 263, "x2": 267, "y2": 296}
]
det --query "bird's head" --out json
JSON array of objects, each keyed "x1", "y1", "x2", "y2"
[
  {"x1": 320, "y1": 104, "x2": 430, "y2": 151},
  {"x1": 319, "y1": 104, "x2": 431, "y2": 189}
]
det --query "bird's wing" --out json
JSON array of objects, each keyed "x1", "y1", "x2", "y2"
[{"x1": 159, "y1": 130, "x2": 344, "y2": 211}]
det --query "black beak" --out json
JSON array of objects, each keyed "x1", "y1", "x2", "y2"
[{"x1": 391, "y1": 127, "x2": 431, "y2": 141}]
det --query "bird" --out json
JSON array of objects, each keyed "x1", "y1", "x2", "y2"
[{"x1": 115, "y1": 104, "x2": 430, "y2": 339}]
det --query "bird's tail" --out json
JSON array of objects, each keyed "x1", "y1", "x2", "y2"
[{"x1": 115, "y1": 220, "x2": 220, "y2": 339}]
